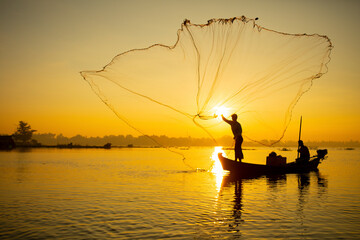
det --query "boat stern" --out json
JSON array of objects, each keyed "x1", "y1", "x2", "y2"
[{"x1": 317, "y1": 149, "x2": 328, "y2": 159}]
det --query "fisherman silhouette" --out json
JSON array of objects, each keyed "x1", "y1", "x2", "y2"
[
  {"x1": 297, "y1": 140, "x2": 310, "y2": 163},
  {"x1": 222, "y1": 114, "x2": 243, "y2": 162}
]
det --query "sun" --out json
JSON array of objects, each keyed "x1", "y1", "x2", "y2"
[{"x1": 214, "y1": 106, "x2": 230, "y2": 119}]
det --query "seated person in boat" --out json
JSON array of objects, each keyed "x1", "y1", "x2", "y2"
[
  {"x1": 222, "y1": 114, "x2": 243, "y2": 162},
  {"x1": 297, "y1": 140, "x2": 310, "y2": 163}
]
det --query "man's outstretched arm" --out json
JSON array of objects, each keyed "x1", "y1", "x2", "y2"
[{"x1": 222, "y1": 115, "x2": 231, "y2": 124}]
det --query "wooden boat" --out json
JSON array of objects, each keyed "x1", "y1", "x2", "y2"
[{"x1": 218, "y1": 149, "x2": 327, "y2": 178}]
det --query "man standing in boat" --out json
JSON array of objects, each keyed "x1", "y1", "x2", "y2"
[
  {"x1": 297, "y1": 140, "x2": 310, "y2": 163},
  {"x1": 222, "y1": 114, "x2": 244, "y2": 162}
]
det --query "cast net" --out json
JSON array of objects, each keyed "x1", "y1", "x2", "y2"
[{"x1": 81, "y1": 16, "x2": 332, "y2": 149}]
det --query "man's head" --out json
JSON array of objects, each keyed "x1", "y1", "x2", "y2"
[
  {"x1": 231, "y1": 114, "x2": 238, "y2": 121},
  {"x1": 298, "y1": 140, "x2": 304, "y2": 146}
]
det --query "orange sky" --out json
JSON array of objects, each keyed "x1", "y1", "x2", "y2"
[{"x1": 0, "y1": 0, "x2": 359, "y2": 141}]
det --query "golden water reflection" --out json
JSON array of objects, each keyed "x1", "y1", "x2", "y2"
[
  {"x1": 1, "y1": 148, "x2": 357, "y2": 239},
  {"x1": 210, "y1": 146, "x2": 227, "y2": 191}
]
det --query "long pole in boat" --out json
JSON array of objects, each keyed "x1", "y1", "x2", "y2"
[{"x1": 297, "y1": 116, "x2": 302, "y2": 159}]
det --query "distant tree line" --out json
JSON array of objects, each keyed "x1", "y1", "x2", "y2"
[
  {"x1": 4, "y1": 121, "x2": 359, "y2": 148},
  {"x1": 32, "y1": 133, "x2": 360, "y2": 148},
  {"x1": 32, "y1": 133, "x2": 233, "y2": 147}
]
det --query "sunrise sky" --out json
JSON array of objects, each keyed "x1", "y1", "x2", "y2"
[{"x1": 0, "y1": 0, "x2": 359, "y2": 141}]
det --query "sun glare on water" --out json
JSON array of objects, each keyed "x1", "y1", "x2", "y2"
[
  {"x1": 211, "y1": 147, "x2": 225, "y2": 174},
  {"x1": 211, "y1": 146, "x2": 226, "y2": 191}
]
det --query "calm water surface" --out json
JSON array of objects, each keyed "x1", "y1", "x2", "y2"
[{"x1": 0, "y1": 147, "x2": 359, "y2": 239}]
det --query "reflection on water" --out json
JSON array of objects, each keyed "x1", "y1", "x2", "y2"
[
  {"x1": 297, "y1": 171, "x2": 328, "y2": 205},
  {"x1": 229, "y1": 177, "x2": 243, "y2": 233},
  {"x1": 266, "y1": 174, "x2": 287, "y2": 189},
  {"x1": 297, "y1": 172, "x2": 310, "y2": 230},
  {"x1": 218, "y1": 170, "x2": 330, "y2": 238},
  {"x1": 0, "y1": 147, "x2": 359, "y2": 239},
  {"x1": 296, "y1": 171, "x2": 329, "y2": 235},
  {"x1": 210, "y1": 146, "x2": 226, "y2": 191},
  {"x1": 315, "y1": 171, "x2": 328, "y2": 193},
  {"x1": 216, "y1": 174, "x2": 243, "y2": 237},
  {"x1": 15, "y1": 149, "x2": 33, "y2": 184}
]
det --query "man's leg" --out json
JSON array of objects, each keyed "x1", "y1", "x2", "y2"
[{"x1": 235, "y1": 138, "x2": 242, "y2": 162}]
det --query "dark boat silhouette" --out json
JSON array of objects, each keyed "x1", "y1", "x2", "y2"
[
  {"x1": 0, "y1": 135, "x2": 16, "y2": 150},
  {"x1": 218, "y1": 149, "x2": 327, "y2": 178}
]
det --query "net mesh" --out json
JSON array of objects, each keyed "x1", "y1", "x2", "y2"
[{"x1": 81, "y1": 16, "x2": 332, "y2": 147}]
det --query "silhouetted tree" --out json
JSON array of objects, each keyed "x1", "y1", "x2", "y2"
[{"x1": 13, "y1": 121, "x2": 37, "y2": 144}]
